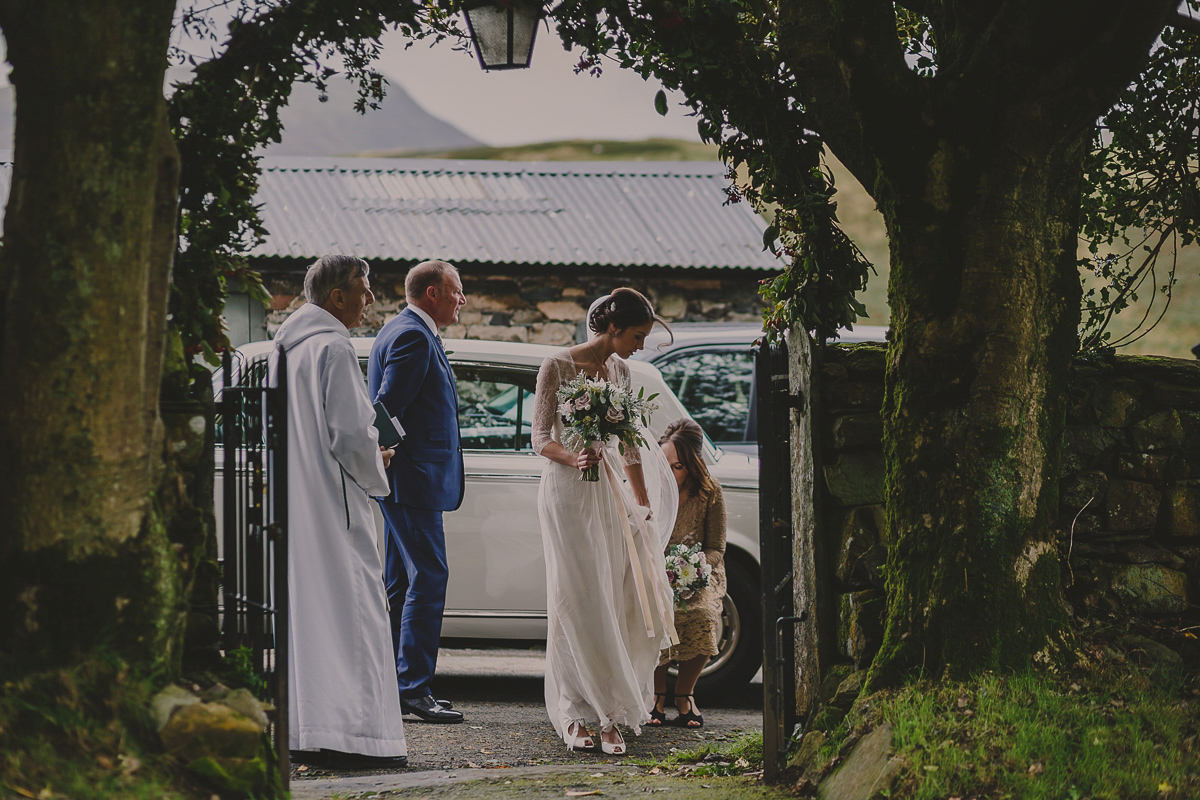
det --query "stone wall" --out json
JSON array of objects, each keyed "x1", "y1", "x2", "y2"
[
  {"x1": 262, "y1": 267, "x2": 765, "y2": 345},
  {"x1": 819, "y1": 343, "x2": 1200, "y2": 669}
]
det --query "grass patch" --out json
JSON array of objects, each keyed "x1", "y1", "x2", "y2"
[
  {"x1": 376, "y1": 137, "x2": 721, "y2": 163},
  {"x1": 826, "y1": 663, "x2": 1198, "y2": 800},
  {"x1": 634, "y1": 731, "x2": 765, "y2": 777},
  {"x1": 0, "y1": 655, "x2": 205, "y2": 800}
]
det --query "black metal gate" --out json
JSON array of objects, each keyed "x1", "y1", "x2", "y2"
[
  {"x1": 758, "y1": 338, "x2": 798, "y2": 780},
  {"x1": 220, "y1": 349, "x2": 289, "y2": 787},
  {"x1": 758, "y1": 332, "x2": 821, "y2": 782}
]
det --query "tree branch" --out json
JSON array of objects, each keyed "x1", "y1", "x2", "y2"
[
  {"x1": 780, "y1": 0, "x2": 929, "y2": 198},
  {"x1": 949, "y1": 0, "x2": 1177, "y2": 138}
]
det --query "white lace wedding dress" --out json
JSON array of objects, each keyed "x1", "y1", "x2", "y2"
[{"x1": 532, "y1": 350, "x2": 679, "y2": 741}]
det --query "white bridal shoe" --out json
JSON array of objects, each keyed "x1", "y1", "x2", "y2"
[
  {"x1": 564, "y1": 721, "x2": 595, "y2": 751},
  {"x1": 599, "y1": 726, "x2": 626, "y2": 756}
]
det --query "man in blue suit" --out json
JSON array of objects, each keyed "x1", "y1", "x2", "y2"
[{"x1": 368, "y1": 260, "x2": 467, "y2": 723}]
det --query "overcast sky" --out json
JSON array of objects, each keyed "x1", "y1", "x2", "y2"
[
  {"x1": 370, "y1": 25, "x2": 701, "y2": 147},
  {"x1": 0, "y1": 14, "x2": 700, "y2": 148}
]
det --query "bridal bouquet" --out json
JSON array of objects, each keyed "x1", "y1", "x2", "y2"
[
  {"x1": 557, "y1": 372, "x2": 658, "y2": 481},
  {"x1": 665, "y1": 543, "x2": 712, "y2": 610}
]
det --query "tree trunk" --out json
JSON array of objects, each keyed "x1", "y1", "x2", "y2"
[
  {"x1": 866, "y1": 128, "x2": 1085, "y2": 685},
  {"x1": 0, "y1": 0, "x2": 181, "y2": 677}
]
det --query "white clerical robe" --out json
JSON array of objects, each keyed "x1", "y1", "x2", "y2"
[{"x1": 270, "y1": 302, "x2": 406, "y2": 757}]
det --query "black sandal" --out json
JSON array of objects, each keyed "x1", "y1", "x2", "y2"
[
  {"x1": 648, "y1": 693, "x2": 667, "y2": 726},
  {"x1": 673, "y1": 694, "x2": 703, "y2": 728}
]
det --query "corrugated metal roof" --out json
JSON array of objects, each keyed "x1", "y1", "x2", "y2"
[
  {"x1": 252, "y1": 156, "x2": 782, "y2": 270},
  {"x1": 0, "y1": 155, "x2": 782, "y2": 271}
]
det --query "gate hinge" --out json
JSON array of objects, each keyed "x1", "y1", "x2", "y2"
[{"x1": 787, "y1": 391, "x2": 806, "y2": 416}]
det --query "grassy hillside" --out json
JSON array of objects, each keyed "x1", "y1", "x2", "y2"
[
  {"x1": 416, "y1": 138, "x2": 1199, "y2": 359},
  {"x1": 371, "y1": 137, "x2": 720, "y2": 162}
]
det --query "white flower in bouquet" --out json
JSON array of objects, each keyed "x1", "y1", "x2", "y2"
[
  {"x1": 557, "y1": 371, "x2": 658, "y2": 482},
  {"x1": 664, "y1": 542, "x2": 710, "y2": 610}
]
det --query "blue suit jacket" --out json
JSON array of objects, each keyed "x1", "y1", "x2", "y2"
[{"x1": 368, "y1": 307, "x2": 465, "y2": 511}]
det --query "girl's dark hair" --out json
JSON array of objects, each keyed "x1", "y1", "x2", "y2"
[
  {"x1": 588, "y1": 287, "x2": 673, "y2": 343},
  {"x1": 658, "y1": 418, "x2": 712, "y2": 497}
]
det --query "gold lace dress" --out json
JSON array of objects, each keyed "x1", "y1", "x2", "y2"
[{"x1": 659, "y1": 485, "x2": 727, "y2": 664}]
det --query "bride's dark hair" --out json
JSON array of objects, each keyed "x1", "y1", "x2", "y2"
[{"x1": 588, "y1": 287, "x2": 673, "y2": 342}]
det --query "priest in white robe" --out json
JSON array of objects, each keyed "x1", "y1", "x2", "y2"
[{"x1": 270, "y1": 255, "x2": 407, "y2": 769}]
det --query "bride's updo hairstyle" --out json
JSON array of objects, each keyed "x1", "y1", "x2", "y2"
[
  {"x1": 588, "y1": 287, "x2": 673, "y2": 343},
  {"x1": 659, "y1": 419, "x2": 713, "y2": 497}
]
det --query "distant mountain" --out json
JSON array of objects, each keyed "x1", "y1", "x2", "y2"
[
  {"x1": 0, "y1": 73, "x2": 480, "y2": 156},
  {"x1": 268, "y1": 75, "x2": 480, "y2": 156}
]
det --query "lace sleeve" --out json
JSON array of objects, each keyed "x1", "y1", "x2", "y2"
[
  {"x1": 531, "y1": 355, "x2": 562, "y2": 457},
  {"x1": 702, "y1": 485, "x2": 727, "y2": 568},
  {"x1": 613, "y1": 358, "x2": 642, "y2": 466}
]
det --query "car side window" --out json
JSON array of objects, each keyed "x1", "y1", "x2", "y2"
[
  {"x1": 657, "y1": 350, "x2": 753, "y2": 443},
  {"x1": 453, "y1": 365, "x2": 539, "y2": 451}
]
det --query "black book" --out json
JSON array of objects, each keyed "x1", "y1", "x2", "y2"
[{"x1": 372, "y1": 401, "x2": 405, "y2": 449}]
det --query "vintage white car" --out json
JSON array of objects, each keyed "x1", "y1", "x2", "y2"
[{"x1": 216, "y1": 337, "x2": 762, "y2": 691}]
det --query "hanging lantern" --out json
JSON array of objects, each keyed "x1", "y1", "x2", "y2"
[{"x1": 462, "y1": 0, "x2": 541, "y2": 71}]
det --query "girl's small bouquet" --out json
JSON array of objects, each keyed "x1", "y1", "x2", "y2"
[
  {"x1": 558, "y1": 372, "x2": 658, "y2": 481},
  {"x1": 665, "y1": 543, "x2": 712, "y2": 610}
]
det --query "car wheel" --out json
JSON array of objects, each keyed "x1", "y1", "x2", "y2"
[{"x1": 671, "y1": 555, "x2": 762, "y2": 694}]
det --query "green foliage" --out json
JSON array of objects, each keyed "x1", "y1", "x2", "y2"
[
  {"x1": 829, "y1": 666, "x2": 1198, "y2": 800},
  {"x1": 222, "y1": 646, "x2": 268, "y2": 699},
  {"x1": 168, "y1": 0, "x2": 460, "y2": 385},
  {"x1": 1079, "y1": 5, "x2": 1200, "y2": 352},
  {"x1": 556, "y1": 2, "x2": 1198, "y2": 351},
  {"x1": 553, "y1": 0, "x2": 873, "y2": 342},
  {"x1": 0, "y1": 654, "x2": 192, "y2": 800}
]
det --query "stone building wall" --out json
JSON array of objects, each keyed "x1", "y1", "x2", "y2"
[
  {"x1": 262, "y1": 267, "x2": 766, "y2": 344},
  {"x1": 820, "y1": 343, "x2": 1199, "y2": 670}
]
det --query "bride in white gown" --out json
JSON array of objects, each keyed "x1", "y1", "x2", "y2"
[{"x1": 532, "y1": 288, "x2": 679, "y2": 755}]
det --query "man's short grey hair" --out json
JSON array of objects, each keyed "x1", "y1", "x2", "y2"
[
  {"x1": 304, "y1": 255, "x2": 370, "y2": 306},
  {"x1": 405, "y1": 260, "x2": 458, "y2": 301}
]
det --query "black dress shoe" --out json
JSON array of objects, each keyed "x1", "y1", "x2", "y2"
[
  {"x1": 435, "y1": 697, "x2": 454, "y2": 710},
  {"x1": 400, "y1": 694, "x2": 464, "y2": 723},
  {"x1": 291, "y1": 749, "x2": 408, "y2": 770}
]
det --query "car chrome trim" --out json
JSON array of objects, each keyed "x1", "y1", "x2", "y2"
[
  {"x1": 450, "y1": 359, "x2": 540, "y2": 373},
  {"x1": 463, "y1": 473, "x2": 543, "y2": 483},
  {"x1": 444, "y1": 610, "x2": 548, "y2": 620}
]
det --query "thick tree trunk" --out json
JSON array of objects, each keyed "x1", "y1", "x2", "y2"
[
  {"x1": 0, "y1": 0, "x2": 181, "y2": 676},
  {"x1": 866, "y1": 130, "x2": 1085, "y2": 685}
]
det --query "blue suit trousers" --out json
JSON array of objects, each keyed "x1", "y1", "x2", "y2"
[{"x1": 379, "y1": 500, "x2": 448, "y2": 699}]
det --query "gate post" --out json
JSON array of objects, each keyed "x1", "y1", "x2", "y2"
[{"x1": 788, "y1": 329, "x2": 825, "y2": 718}]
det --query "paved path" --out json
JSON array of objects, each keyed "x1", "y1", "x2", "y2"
[{"x1": 290, "y1": 647, "x2": 764, "y2": 794}]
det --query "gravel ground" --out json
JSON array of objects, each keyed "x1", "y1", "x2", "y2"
[
  {"x1": 291, "y1": 647, "x2": 763, "y2": 787},
  {"x1": 292, "y1": 766, "x2": 792, "y2": 800}
]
